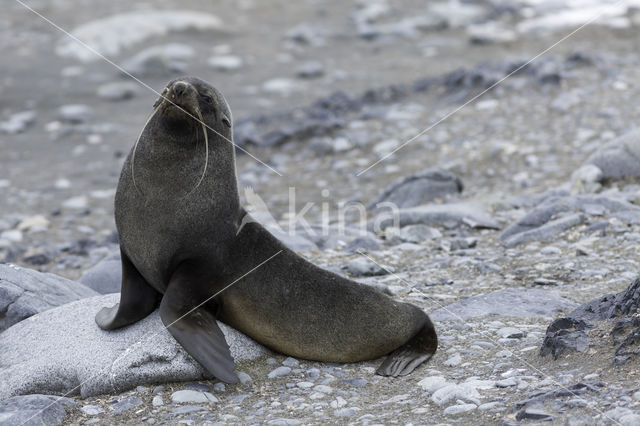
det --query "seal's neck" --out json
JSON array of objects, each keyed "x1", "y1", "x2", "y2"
[{"x1": 131, "y1": 123, "x2": 238, "y2": 202}]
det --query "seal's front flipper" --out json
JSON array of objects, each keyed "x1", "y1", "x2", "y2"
[
  {"x1": 96, "y1": 249, "x2": 160, "y2": 330},
  {"x1": 376, "y1": 319, "x2": 438, "y2": 377},
  {"x1": 160, "y1": 268, "x2": 239, "y2": 384}
]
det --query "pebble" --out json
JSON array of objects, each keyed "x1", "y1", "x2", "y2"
[
  {"x1": 208, "y1": 55, "x2": 243, "y2": 71},
  {"x1": 282, "y1": 357, "x2": 299, "y2": 367},
  {"x1": 344, "y1": 257, "x2": 389, "y2": 276},
  {"x1": 0, "y1": 110, "x2": 37, "y2": 134},
  {"x1": 96, "y1": 82, "x2": 139, "y2": 101},
  {"x1": 171, "y1": 390, "x2": 219, "y2": 404},
  {"x1": 334, "y1": 407, "x2": 360, "y2": 417},
  {"x1": 496, "y1": 378, "x2": 518, "y2": 388},
  {"x1": 268, "y1": 366, "x2": 292, "y2": 378},
  {"x1": 443, "y1": 403, "x2": 477, "y2": 415},
  {"x1": 58, "y1": 104, "x2": 93, "y2": 124},
  {"x1": 497, "y1": 327, "x2": 525, "y2": 339},
  {"x1": 81, "y1": 404, "x2": 104, "y2": 415},
  {"x1": 295, "y1": 61, "x2": 325, "y2": 79},
  {"x1": 443, "y1": 353, "x2": 462, "y2": 367},
  {"x1": 110, "y1": 395, "x2": 142, "y2": 414},
  {"x1": 237, "y1": 372, "x2": 253, "y2": 384},
  {"x1": 152, "y1": 395, "x2": 163, "y2": 407}
]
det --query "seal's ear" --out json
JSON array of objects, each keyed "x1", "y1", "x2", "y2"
[{"x1": 221, "y1": 114, "x2": 231, "y2": 128}]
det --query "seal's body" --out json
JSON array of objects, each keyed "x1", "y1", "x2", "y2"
[{"x1": 96, "y1": 77, "x2": 437, "y2": 383}]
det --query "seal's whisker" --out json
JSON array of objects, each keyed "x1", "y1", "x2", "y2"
[
  {"x1": 131, "y1": 104, "x2": 161, "y2": 197},
  {"x1": 184, "y1": 108, "x2": 209, "y2": 198}
]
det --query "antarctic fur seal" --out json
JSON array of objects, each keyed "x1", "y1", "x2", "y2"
[{"x1": 96, "y1": 76, "x2": 438, "y2": 383}]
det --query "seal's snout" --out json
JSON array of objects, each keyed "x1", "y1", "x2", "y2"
[{"x1": 172, "y1": 81, "x2": 188, "y2": 97}]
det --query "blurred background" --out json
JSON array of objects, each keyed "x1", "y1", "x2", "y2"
[{"x1": 1, "y1": 0, "x2": 640, "y2": 277}]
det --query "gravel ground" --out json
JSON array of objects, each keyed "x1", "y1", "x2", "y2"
[{"x1": 3, "y1": 0, "x2": 640, "y2": 424}]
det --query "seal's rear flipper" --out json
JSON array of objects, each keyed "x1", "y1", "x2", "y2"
[
  {"x1": 376, "y1": 319, "x2": 438, "y2": 377},
  {"x1": 159, "y1": 269, "x2": 239, "y2": 384},
  {"x1": 96, "y1": 249, "x2": 160, "y2": 330}
]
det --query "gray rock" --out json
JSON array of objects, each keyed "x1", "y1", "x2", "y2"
[
  {"x1": 56, "y1": 11, "x2": 223, "y2": 62},
  {"x1": 81, "y1": 404, "x2": 103, "y2": 415},
  {"x1": 516, "y1": 405, "x2": 553, "y2": 421},
  {"x1": 0, "y1": 294, "x2": 269, "y2": 399},
  {"x1": 110, "y1": 395, "x2": 142, "y2": 414},
  {"x1": 432, "y1": 288, "x2": 577, "y2": 322},
  {"x1": 96, "y1": 81, "x2": 139, "y2": 101},
  {"x1": 171, "y1": 390, "x2": 218, "y2": 404},
  {"x1": 369, "y1": 169, "x2": 463, "y2": 210},
  {"x1": 571, "y1": 164, "x2": 603, "y2": 193},
  {"x1": 79, "y1": 251, "x2": 122, "y2": 294},
  {"x1": 0, "y1": 111, "x2": 37, "y2": 134},
  {"x1": 207, "y1": 55, "x2": 243, "y2": 72},
  {"x1": 502, "y1": 213, "x2": 585, "y2": 248},
  {"x1": 499, "y1": 194, "x2": 640, "y2": 243},
  {"x1": 296, "y1": 61, "x2": 325, "y2": 79},
  {"x1": 344, "y1": 235, "x2": 382, "y2": 252},
  {"x1": 0, "y1": 263, "x2": 97, "y2": 331},
  {"x1": 395, "y1": 224, "x2": 442, "y2": 244},
  {"x1": 122, "y1": 43, "x2": 194, "y2": 77},
  {"x1": 373, "y1": 202, "x2": 500, "y2": 231},
  {"x1": 587, "y1": 129, "x2": 640, "y2": 180},
  {"x1": 468, "y1": 22, "x2": 516, "y2": 44},
  {"x1": 550, "y1": 91, "x2": 580, "y2": 112},
  {"x1": 541, "y1": 278, "x2": 640, "y2": 360},
  {"x1": 443, "y1": 403, "x2": 477, "y2": 415},
  {"x1": 267, "y1": 366, "x2": 292, "y2": 379},
  {"x1": 343, "y1": 257, "x2": 389, "y2": 277},
  {"x1": 0, "y1": 394, "x2": 75, "y2": 426},
  {"x1": 58, "y1": 104, "x2": 93, "y2": 124}
]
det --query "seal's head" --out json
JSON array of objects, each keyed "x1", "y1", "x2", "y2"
[
  {"x1": 153, "y1": 76, "x2": 232, "y2": 136},
  {"x1": 130, "y1": 77, "x2": 236, "y2": 198}
]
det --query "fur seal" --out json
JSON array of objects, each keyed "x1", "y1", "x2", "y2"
[{"x1": 96, "y1": 76, "x2": 438, "y2": 383}]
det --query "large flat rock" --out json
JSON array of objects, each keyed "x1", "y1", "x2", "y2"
[
  {"x1": 0, "y1": 263, "x2": 97, "y2": 331},
  {"x1": 431, "y1": 288, "x2": 577, "y2": 322},
  {"x1": 0, "y1": 294, "x2": 269, "y2": 400}
]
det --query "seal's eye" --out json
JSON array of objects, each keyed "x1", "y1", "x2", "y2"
[
  {"x1": 202, "y1": 94, "x2": 214, "y2": 104},
  {"x1": 222, "y1": 114, "x2": 231, "y2": 128}
]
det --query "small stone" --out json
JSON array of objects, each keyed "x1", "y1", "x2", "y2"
[
  {"x1": 313, "y1": 385, "x2": 333, "y2": 394},
  {"x1": 17, "y1": 215, "x2": 50, "y2": 232},
  {"x1": 268, "y1": 366, "x2": 292, "y2": 378},
  {"x1": 81, "y1": 404, "x2": 104, "y2": 415},
  {"x1": 122, "y1": 43, "x2": 194, "y2": 77},
  {"x1": 344, "y1": 257, "x2": 389, "y2": 277},
  {"x1": 497, "y1": 327, "x2": 525, "y2": 339},
  {"x1": 96, "y1": 82, "x2": 139, "y2": 101},
  {"x1": 496, "y1": 378, "x2": 517, "y2": 388},
  {"x1": 296, "y1": 61, "x2": 325, "y2": 79},
  {"x1": 443, "y1": 353, "x2": 462, "y2": 367},
  {"x1": 282, "y1": 357, "x2": 299, "y2": 367},
  {"x1": 58, "y1": 104, "x2": 93, "y2": 124},
  {"x1": 516, "y1": 405, "x2": 553, "y2": 421},
  {"x1": 0, "y1": 110, "x2": 37, "y2": 134},
  {"x1": 443, "y1": 403, "x2": 477, "y2": 415},
  {"x1": 418, "y1": 376, "x2": 448, "y2": 393},
  {"x1": 62, "y1": 196, "x2": 88, "y2": 209},
  {"x1": 152, "y1": 395, "x2": 163, "y2": 407},
  {"x1": 152, "y1": 386, "x2": 165, "y2": 394},
  {"x1": 171, "y1": 390, "x2": 218, "y2": 404},
  {"x1": 334, "y1": 407, "x2": 360, "y2": 417},
  {"x1": 297, "y1": 382, "x2": 315, "y2": 389},
  {"x1": 208, "y1": 55, "x2": 243, "y2": 71},
  {"x1": 0, "y1": 230, "x2": 23, "y2": 242},
  {"x1": 213, "y1": 383, "x2": 225, "y2": 392},
  {"x1": 262, "y1": 78, "x2": 300, "y2": 96},
  {"x1": 111, "y1": 395, "x2": 142, "y2": 414},
  {"x1": 237, "y1": 372, "x2": 252, "y2": 384}
]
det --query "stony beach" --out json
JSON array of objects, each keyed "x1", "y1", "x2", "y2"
[{"x1": 3, "y1": 0, "x2": 640, "y2": 424}]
